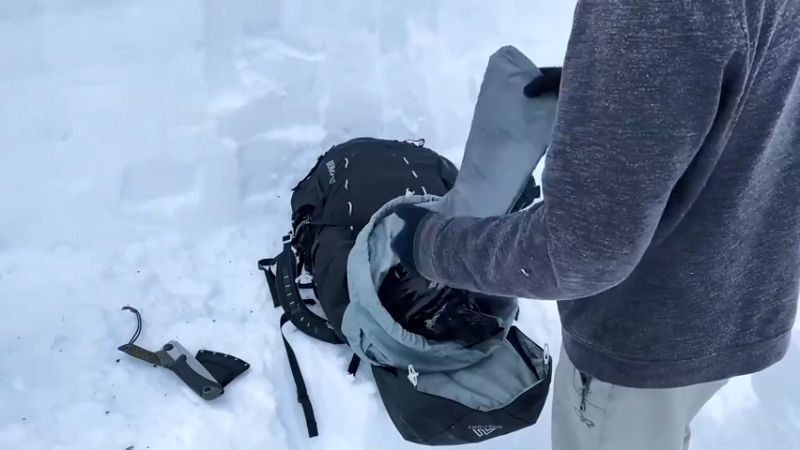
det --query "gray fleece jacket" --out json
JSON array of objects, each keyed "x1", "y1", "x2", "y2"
[{"x1": 413, "y1": 0, "x2": 800, "y2": 388}]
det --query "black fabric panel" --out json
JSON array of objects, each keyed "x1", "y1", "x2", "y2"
[
  {"x1": 313, "y1": 139, "x2": 453, "y2": 230},
  {"x1": 290, "y1": 154, "x2": 325, "y2": 228},
  {"x1": 311, "y1": 226, "x2": 356, "y2": 340},
  {"x1": 372, "y1": 327, "x2": 551, "y2": 446},
  {"x1": 439, "y1": 155, "x2": 460, "y2": 190}
]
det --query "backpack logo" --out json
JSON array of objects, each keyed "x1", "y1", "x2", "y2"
[
  {"x1": 326, "y1": 160, "x2": 336, "y2": 184},
  {"x1": 468, "y1": 425, "x2": 501, "y2": 438}
]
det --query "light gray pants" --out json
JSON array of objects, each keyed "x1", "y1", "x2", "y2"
[{"x1": 551, "y1": 347, "x2": 728, "y2": 450}]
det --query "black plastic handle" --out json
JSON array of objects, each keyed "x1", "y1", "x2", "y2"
[{"x1": 168, "y1": 354, "x2": 224, "y2": 400}]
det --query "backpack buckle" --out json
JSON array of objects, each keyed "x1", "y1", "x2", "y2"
[
  {"x1": 296, "y1": 271, "x2": 314, "y2": 285},
  {"x1": 291, "y1": 219, "x2": 310, "y2": 239},
  {"x1": 407, "y1": 365, "x2": 419, "y2": 387}
]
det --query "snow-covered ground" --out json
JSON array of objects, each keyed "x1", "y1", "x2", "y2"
[{"x1": 0, "y1": 1, "x2": 798, "y2": 449}]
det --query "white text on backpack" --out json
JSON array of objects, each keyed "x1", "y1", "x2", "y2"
[
  {"x1": 468, "y1": 425, "x2": 501, "y2": 438},
  {"x1": 326, "y1": 160, "x2": 336, "y2": 184}
]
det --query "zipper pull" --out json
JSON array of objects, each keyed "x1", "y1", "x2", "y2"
[
  {"x1": 579, "y1": 374, "x2": 592, "y2": 412},
  {"x1": 407, "y1": 364, "x2": 419, "y2": 387}
]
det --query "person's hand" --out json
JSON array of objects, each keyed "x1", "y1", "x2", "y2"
[
  {"x1": 523, "y1": 66, "x2": 562, "y2": 98},
  {"x1": 388, "y1": 204, "x2": 432, "y2": 275}
]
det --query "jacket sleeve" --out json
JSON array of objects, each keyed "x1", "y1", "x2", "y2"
[{"x1": 413, "y1": 0, "x2": 742, "y2": 300}]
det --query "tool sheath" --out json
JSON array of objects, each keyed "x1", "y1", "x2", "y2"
[{"x1": 168, "y1": 353, "x2": 224, "y2": 400}]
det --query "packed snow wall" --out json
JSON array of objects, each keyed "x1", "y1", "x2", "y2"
[{"x1": 0, "y1": 0, "x2": 571, "y2": 249}]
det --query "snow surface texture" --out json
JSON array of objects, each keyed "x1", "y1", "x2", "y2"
[{"x1": 0, "y1": 1, "x2": 798, "y2": 449}]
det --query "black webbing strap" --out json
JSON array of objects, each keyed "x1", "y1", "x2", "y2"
[
  {"x1": 258, "y1": 257, "x2": 281, "y2": 308},
  {"x1": 257, "y1": 236, "x2": 357, "y2": 439},
  {"x1": 260, "y1": 257, "x2": 316, "y2": 308},
  {"x1": 259, "y1": 252, "x2": 318, "y2": 437},
  {"x1": 297, "y1": 281, "x2": 315, "y2": 290},
  {"x1": 347, "y1": 354, "x2": 361, "y2": 376},
  {"x1": 280, "y1": 313, "x2": 319, "y2": 438}
]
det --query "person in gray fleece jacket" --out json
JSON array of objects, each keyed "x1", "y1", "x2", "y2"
[{"x1": 389, "y1": 0, "x2": 800, "y2": 449}]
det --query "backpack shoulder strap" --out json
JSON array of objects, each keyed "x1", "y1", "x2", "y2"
[
  {"x1": 258, "y1": 236, "x2": 344, "y2": 346},
  {"x1": 258, "y1": 236, "x2": 359, "y2": 438}
]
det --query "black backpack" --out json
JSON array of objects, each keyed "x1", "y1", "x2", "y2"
[{"x1": 258, "y1": 137, "x2": 551, "y2": 445}]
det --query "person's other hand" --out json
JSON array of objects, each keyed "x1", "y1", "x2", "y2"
[
  {"x1": 388, "y1": 205, "x2": 432, "y2": 275},
  {"x1": 523, "y1": 67, "x2": 562, "y2": 98}
]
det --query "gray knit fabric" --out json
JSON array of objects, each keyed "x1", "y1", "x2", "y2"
[{"x1": 414, "y1": 0, "x2": 800, "y2": 388}]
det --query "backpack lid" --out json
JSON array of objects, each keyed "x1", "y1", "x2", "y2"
[{"x1": 344, "y1": 193, "x2": 518, "y2": 373}]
